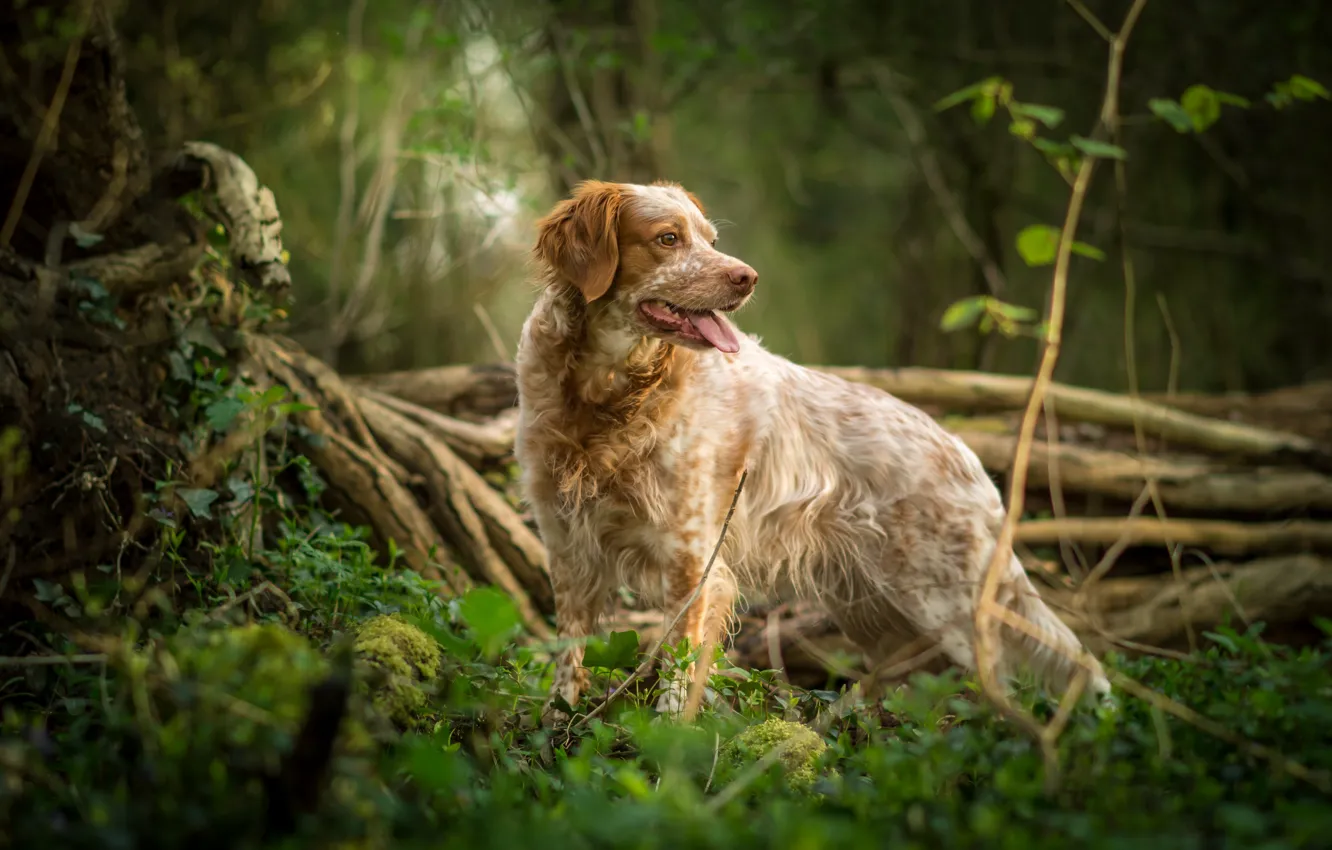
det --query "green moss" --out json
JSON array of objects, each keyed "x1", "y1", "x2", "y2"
[
  {"x1": 718, "y1": 718, "x2": 837, "y2": 794},
  {"x1": 352, "y1": 613, "x2": 441, "y2": 726}
]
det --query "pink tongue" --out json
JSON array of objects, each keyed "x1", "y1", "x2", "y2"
[{"x1": 688, "y1": 310, "x2": 741, "y2": 354}]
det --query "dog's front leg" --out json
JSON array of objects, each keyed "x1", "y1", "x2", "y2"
[
  {"x1": 542, "y1": 555, "x2": 607, "y2": 727},
  {"x1": 656, "y1": 555, "x2": 735, "y2": 718}
]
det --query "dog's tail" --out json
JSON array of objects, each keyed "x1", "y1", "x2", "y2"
[{"x1": 993, "y1": 552, "x2": 1113, "y2": 704}]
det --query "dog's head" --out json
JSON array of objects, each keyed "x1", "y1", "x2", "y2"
[{"x1": 533, "y1": 180, "x2": 758, "y2": 354}]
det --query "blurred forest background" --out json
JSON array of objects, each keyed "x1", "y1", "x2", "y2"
[{"x1": 104, "y1": 0, "x2": 1332, "y2": 392}]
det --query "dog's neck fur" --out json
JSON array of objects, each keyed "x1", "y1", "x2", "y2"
[
  {"x1": 539, "y1": 282, "x2": 696, "y2": 411},
  {"x1": 520, "y1": 281, "x2": 698, "y2": 512}
]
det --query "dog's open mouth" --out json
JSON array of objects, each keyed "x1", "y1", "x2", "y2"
[{"x1": 637, "y1": 300, "x2": 741, "y2": 353}]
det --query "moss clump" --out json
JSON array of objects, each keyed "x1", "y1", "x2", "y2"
[
  {"x1": 718, "y1": 719, "x2": 837, "y2": 794},
  {"x1": 352, "y1": 614, "x2": 441, "y2": 726}
]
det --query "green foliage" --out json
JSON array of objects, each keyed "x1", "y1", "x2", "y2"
[
  {"x1": 939, "y1": 295, "x2": 1043, "y2": 339},
  {"x1": 584, "y1": 629, "x2": 642, "y2": 670}
]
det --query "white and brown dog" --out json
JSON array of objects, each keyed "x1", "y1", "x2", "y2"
[{"x1": 513, "y1": 179, "x2": 1111, "y2": 724}]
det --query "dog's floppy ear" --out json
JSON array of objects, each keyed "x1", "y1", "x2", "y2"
[{"x1": 534, "y1": 180, "x2": 623, "y2": 302}]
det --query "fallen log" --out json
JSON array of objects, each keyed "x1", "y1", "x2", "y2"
[
  {"x1": 362, "y1": 389, "x2": 517, "y2": 468},
  {"x1": 1145, "y1": 381, "x2": 1332, "y2": 444},
  {"x1": 958, "y1": 430, "x2": 1332, "y2": 513},
  {"x1": 348, "y1": 363, "x2": 518, "y2": 421},
  {"x1": 820, "y1": 366, "x2": 1330, "y2": 469},
  {"x1": 355, "y1": 362, "x2": 1331, "y2": 470},
  {"x1": 1014, "y1": 517, "x2": 1332, "y2": 556}
]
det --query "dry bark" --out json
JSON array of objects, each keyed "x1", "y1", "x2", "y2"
[
  {"x1": 1015, "y1": 517, "x2": 1332, "y2": 556},
  {"x1": 959, "y1": 430, "x2": 1332, "y2": 513},
  {"x1": 820, "y1": 366, "x2": 1330, "y2": 468},
  {"x1": 358, "y1": 395, "x2": 552, "y2": 636},
  {"x1": 348, "y1": 363, "x2": 519, "y2": 421}
]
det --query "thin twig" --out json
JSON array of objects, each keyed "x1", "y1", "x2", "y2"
[
  {"x1": 473, "y1": 302, "x2": 512, "y2": 363},
  {"x1": 1063, "y1": 0, "x2": 1115, "y2": 43},
  {"x1": 972, "y1": 0, "x2": 1150, "y2": 741},
  {"x1": 1, "y1": 0, "x2": 94, "y2": 249},
  {"x1": 703, "y1": 732, "x2": 722, "y2": 793},
  {"x1": 573, "y1": 471, "x2": 747, "y2": 729}
]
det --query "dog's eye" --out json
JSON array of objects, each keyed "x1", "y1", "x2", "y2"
[
  {"x1": 711, "y1": 238, "x2": 717, "y2": 248},
  {"x1": 658, "y1": 233, "x2": 678, "y2": 247}
]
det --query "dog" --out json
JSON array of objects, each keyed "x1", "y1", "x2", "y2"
[{"x1": 513, "y1": 179, "x2": 1112, "y2": 724}]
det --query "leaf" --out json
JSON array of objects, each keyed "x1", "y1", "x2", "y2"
[
  {"x1": 933, "y1": 77, "x2": 1001, "y2": 112},
  {"x1": 457, "y1": 586, "x2": 523, "y2": 658},
  {"x1": 178, "y1": 487, "x2": 219, "y2": 519},
  {"x1": 1007, "y1": 118, "x2": 1036, "y2": 141},
  {"x1": 1015, "y1": 224, "x2": 1061, "y2": 267},
  {"x1": 260, "y1": 385, "x2": 288, "y2": 407},
  {"x1": 989, "y1": 300, "x2": 1038, "y2": 322},
  {"x1": 1069, "y1": 135, "x2": 1127, "y2": 160},
  {"x1": 939, "y1": 296, "x2": 988, "y2": 332},
  {"x1": 1288, "y1": 74, "x2": 1330, "y2": 101},
  {"x1": 205, "y1": 397, "x2": 246, "y2": 433},
  {"x1": 584, "y1": 629, "x2": 640, "y2": 670},
  {"x1": 33, "y1": 578, "x2": 64, "y2": 602},
  {"x1": 1070, "y1": 241, "x2": 1107, "y2": 261},
  {"x1": 1148, "y1": 98, "x2": 1194, "y2": 133},
  {"x1": 1010, "y1": 102, "x2": 1064, "y2": 128},
  {"x1": 1180, "y1": 84, "x2": 1222, "y2": 132},
  {"x1": 970, "y1": 94, "x2": 997, "y2": 125}
]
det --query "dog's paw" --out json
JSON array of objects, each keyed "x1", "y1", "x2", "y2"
[
  {"x1": 655, "y1": 681, "x2": 689, "y2": 716},
  {"x1": 1088, "y1": 674, "x2": 1118, "y2": 714}
]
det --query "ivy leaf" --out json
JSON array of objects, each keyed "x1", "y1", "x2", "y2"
[
  {"x1": 939, "y1": 296, "x2": 988, "y2": 332},
  {"x1": 1070, "y1": 135, "x2": 1128, "y2": 160},
  {"x1": 205, "y1": 397, "x2": 246, "y2": 433},
  {"x1": 1149, "y1": 98, "x2": 1194, "y2": 133},
  {"x1": 178, "y1": 487, "x2": 219, "y2": 519},
  {"x1": 584, "y1": 630, "x2": 641, "y2": 670},
  {"x1": 1015, "y1": 225, "x2": 1061, "y2": 267},
  {"x1": 458, "y1": 586, "x2": 523, "y2": 659}
]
